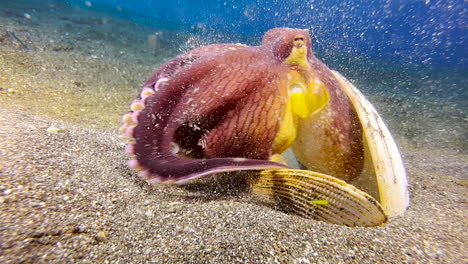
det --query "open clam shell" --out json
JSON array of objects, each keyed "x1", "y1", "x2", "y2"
[
  {"x1": 272, "y1": 71, "x2": 409, "y2": 222},
  {"x1": 253, "y1": 72, "x2": 408, "y2": 226},
  {"x1": 331, "y1": 71, "x2": 409, "y2": 218}
]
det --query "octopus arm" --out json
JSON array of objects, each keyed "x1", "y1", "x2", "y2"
[
  {"x1": 132, "y1": 48, "x2": 288, "y2": 182},
  {"x1": 141, "y1": 44, "x2": 251, "y2": 91}
]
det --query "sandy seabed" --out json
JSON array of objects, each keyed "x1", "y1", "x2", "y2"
[{"x1": 0, "y1": 0, "x2": 467, "y2": 263}]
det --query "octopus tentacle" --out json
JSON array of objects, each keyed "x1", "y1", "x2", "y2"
[
  {"x1": 141, "y1": 43, "x2": 250, "y2": 92},
  {"x1": 122, "y1": 47, "x2": 289, "y2": 183},
  {"x1": 204, "y1": 74, "x2": 287, "y2": 159}
]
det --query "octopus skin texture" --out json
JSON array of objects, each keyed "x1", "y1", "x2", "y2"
[{"x1": 121, "y1": 28, "x2": 364, "y2": 184}]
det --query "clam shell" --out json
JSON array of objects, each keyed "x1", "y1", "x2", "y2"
[
  {"x1": 253, "y1": 71, "x2": 409, "y2": 226},
  {"x1": 330, "y1": 71, "x2": 409, "y2": 218},
  {"x1": 253, "y1": 169, "x2": 387, "y2": 227}
]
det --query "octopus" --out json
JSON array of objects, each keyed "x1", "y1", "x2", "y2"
[{"x1": 120, "y1": 28, "x2": 409, "y2": 227}]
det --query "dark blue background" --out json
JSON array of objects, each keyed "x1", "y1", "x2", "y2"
[{"x1": 62, "y1": 0, "x2": 466, "y2": 68}]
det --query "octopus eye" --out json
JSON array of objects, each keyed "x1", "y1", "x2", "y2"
[{"x1": 292, "y1": 36, "x2": 305, "y2": 48}]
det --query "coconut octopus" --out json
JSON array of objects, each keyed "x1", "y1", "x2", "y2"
[{"x1": 120, "y1": 28, "x2": 409, "y2": 227}]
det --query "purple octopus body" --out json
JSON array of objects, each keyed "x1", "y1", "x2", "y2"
[{"x1": 121, "y1": 28, "x2": 363, "y2": 183}]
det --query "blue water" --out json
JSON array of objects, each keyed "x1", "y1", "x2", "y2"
[{"x1": 61, "y1": 0, "x2": 466, "y2": 68}]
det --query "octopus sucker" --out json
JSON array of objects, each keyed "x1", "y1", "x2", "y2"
[
  {"x1": 140, "y1": 87, "x2": 155, "y2": 98},
  {"x1": 122, "y1": 113, "x2": 133, "y2": 124},
  {"x1": 124, "y1": 125, "x2": 136, "y2": 139},
  {"x1": 130, "y1": 111, "x2": 140, "y2": 124},
  {"x1": 121, "y1": 28, "x2": 408, "y2": 227},
  {"x1": 119, "y1": 124, "x2": 128, "y2": 134},
  {"x1": 125, "y1": 144, "x2": 135, "y2": 155},
  {"x1": 130, "y1": 100, "x2": 145, "y2": 111},
  {"x1": 128, "y1": 159, "x2": 142, "y2": 171},
  {"x1": 138, "y1": 170, "x2": 152, "y2": 180}
]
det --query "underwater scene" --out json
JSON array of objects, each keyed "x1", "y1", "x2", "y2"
[{"x1": 0, "y1": 0, "x2": 466, "y2": 263}]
